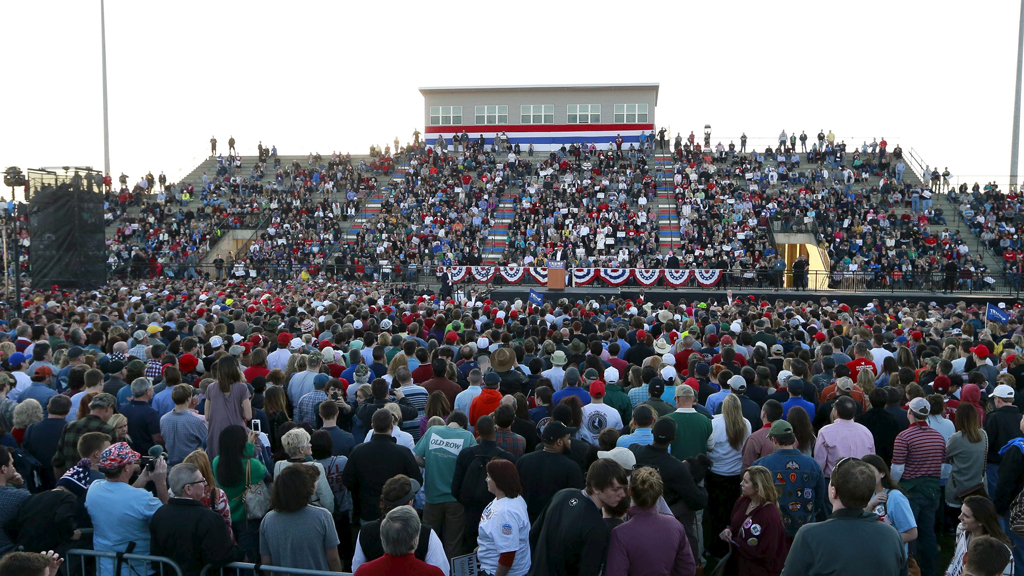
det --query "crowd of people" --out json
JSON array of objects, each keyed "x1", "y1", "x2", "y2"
[
  {"x1": 7, "y1": 129, "x2": 1022, "y2": 302},
  {"x1": 0, "y1": 276, "x2": 1019, "y2": 576}
]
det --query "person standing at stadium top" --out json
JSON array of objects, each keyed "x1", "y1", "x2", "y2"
[{"x1": 890, "y1": 397, "x2": 946, "y2": 576}]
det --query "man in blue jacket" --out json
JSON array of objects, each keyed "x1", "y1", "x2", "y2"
[{"x1": 753, "y1": 420, "x2": 827, "y2": 538}]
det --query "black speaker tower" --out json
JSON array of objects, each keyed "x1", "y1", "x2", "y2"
[{"x1": 28, "y1": 172, "x2": 106, "y2": 289}]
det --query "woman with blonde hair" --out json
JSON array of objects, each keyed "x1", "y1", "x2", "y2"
[
  {"x1": 12, "y1": 399, "x2": 43, "y2": 446},
  {"x1": 706, "y1": 394, "x2": 752, "y2": 558},
  {"x1": 0, "y1": 341, "x2": 16, "y2": 363},
  {"x1": 857, "y1": 369, "x2": 876, "y2": 398},
  {"x1": 719, "y1": 465, "x2": 787, "y2": 576},
  {"x1": 382, "y1": 353, "x2": 409, "y2": 386},
  {"x1": 107, "y1": 412, "x2": 130, "y2": 444},
  {"x1": 183, "y1": 449, "x2": 233, "y2": 538},
  {"x1": 274, "y1": 427, "x2": 334, "y2": 512}
]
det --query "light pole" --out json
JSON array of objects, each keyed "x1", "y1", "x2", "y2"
[
  {"x1": 1011, "y1": 0, "x2": 1024, "y2": 193},
  {"x1": 100, "y1": 0, "x2": 111, "y2": 176}
]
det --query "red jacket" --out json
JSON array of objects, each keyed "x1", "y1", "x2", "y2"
[
  {"x1": 469, "y1": 389, "x2": 503, "y2": 427},
  {"x1": 354, "y1": 554, "x2": 443, "y2": 576}
]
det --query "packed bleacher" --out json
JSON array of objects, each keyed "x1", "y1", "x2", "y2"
[
  {"x1": 656, "y1": 133, "x2": 1008, "y2": 293},
  {"x1": 0, "y1": 275, "x2": 1022, "y2": 576},
  {"x1": 500, "y1": 142, "x2": 664, "y2": 268}
]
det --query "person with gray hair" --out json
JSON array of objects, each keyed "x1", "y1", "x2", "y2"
[
  {"x1": 353, "y1": 506, "x2": 443, "y2": 576},
  {"x1": 119, "y1": 377, "x2": 163, "y2": 453},
  {"x1": 274, "y1": 428, "x2": 334, "y2": 513}
]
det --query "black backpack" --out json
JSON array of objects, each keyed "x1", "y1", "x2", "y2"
[
  {"x1": 11, "y1": 448, "x2": 45, "y2": 493},
  {"x1": 460, "y1": 453, "x2": 494, "y2": 508}
]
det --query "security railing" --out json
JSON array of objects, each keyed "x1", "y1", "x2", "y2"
[
  {"x1": 67, "y1": 548, "x2": 184, "y2": 576},
  {"x1": 201, "y1": 563, "x2": 352, "y2": 576}
]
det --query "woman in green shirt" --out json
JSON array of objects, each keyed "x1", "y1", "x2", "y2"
[{"x1": 213, "y1": 424, "x2": 267, "y2": 562}]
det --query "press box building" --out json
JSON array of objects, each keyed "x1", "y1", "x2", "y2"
[{"x1": 419, "y1": 83, "x2": 659, "y2": 151}]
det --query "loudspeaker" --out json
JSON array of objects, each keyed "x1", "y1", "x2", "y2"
[{"x1": 29, "y1": 180, "x2": 106, "y2": 289}]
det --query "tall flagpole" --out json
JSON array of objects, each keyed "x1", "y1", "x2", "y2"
[{"x1": 101, "y1": 0, "x2": 111, "y2": 175}]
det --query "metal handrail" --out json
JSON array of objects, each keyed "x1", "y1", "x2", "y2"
[
  {"x1": 201, "y1": 562, "x2": 352, "y2": 576},
  {"x1": 232, "y1": 213, "x2": 273, "y2": 261},
  {"x1": 68, "y1": 548, "x2": 184, "y2": 576}
]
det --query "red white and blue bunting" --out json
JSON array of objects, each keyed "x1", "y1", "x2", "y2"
[
  {"x1": 663, "y1": 269, "x2": 693, "y2": 287},
  {"x1": 633, "y1": 269, "x2": 662, "y2": 286},
  {"x1": 447, "y1": 267, "x2": 731, "y2": 288},
  {"x1": 499, "y1": 267, "x2": 525, "y2": 284},
  {"x1": 472, "y1": 267, "x2": 496, "y2": 283},
  {"x1": 599, "y1": 268, "x2": 631, "y2": 286},
  {"x1": 573, "y1": 268, "x2": 598, "y2": 286},
  {"x1": 694, "y1": 269, "x2": 723, "y2": 287}
]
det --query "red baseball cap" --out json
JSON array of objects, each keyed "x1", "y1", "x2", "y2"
[
  {"x1": 445, "y1": 331, "x2": 459, "y2": 343},
  {"x1": 589, "y1": 381, "x2": 606, "y2": 397},
  {"x1": 636, "y1": 330, "x2": 647, "y2": 340},
  {"x1": 970, "y1": 344, "x2": 991, "y2": 357}
]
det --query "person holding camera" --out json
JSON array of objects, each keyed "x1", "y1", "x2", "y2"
[{"x1": 84, "y1": 442, "x2": 169, "y2": 576}]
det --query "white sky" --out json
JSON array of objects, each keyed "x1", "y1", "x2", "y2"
[{"x1": 2, "y1": 1, "x2": 1023, "y2": 191}]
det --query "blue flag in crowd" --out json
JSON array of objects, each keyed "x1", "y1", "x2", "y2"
[
  {"x1": 987, "y1": 303, "x2": 1010, "y2": 325},
  {"x1": 529, "y1": 290, "x2": 544, "y2": 306}
]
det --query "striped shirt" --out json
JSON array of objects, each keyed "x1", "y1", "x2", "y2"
[{"x1": 892, "y1": 421, "x2": 946, "y2": 479}]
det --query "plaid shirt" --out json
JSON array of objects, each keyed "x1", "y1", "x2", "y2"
[
  {"x1": 145, "y1": 360, "x2": 163, "y2": 380},
  {"x1": 127, "y1": 345, "x2": 147, "y2": 360},
  {"x1": 52, "y1": 414, "x2": 116, "y2": 469},
  {"x1": 628, "y1": 384, "x2": 650, "y2": 409},
  {"x1": 295, "y1": 390, "x2": 327, "y2": 428},
  {"x1": 495, "y1": 428, "x2": 526, "y2": 459}
]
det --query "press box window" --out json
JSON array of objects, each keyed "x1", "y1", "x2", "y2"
[
  {"x1": 429, "y1": 106, "x2": 463, "y2": 126},
  {"x1": 614, "y1": 103, "x2": 648, "y2": 123},
  {"x1": 520, "y1": 105, "x2": 553, "y2": 124}
]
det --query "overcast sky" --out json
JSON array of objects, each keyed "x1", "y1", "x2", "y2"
[{"x1": 2, "y1": 1, "x2": 1022, "y2": 192}]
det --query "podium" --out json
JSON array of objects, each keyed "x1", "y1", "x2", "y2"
[{"x1": 548, "y1": 261, "x2": 566, "y2": 290}]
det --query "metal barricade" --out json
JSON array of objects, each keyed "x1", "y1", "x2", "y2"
[
  {"x1": 200, "y1": 562, "x2": 352, "y2": 576},
  {"x1": 67, "y1": 548, "x2": 184, "y2": 576}
]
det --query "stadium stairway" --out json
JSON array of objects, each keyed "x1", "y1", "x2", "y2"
[
  {"x1": 654, "y1": 154, "x2": 678, "y2": 256},
  {"x1": 485, "y1": 195, "x2": 516, "y2": 262}
]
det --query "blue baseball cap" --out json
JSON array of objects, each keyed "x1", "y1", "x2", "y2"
[
  {"x1": 7, "y1": 352, "x2": 26, "y2": 368},
  {"x1": 313, "y1": 373, "x2": 331, "y2": 389}
]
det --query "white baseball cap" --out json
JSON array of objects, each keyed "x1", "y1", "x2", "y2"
[
  {"x1": 994, "y1": 384, "x2": 1016, "y2": 400},
  {"x1": 604, "y1": 366, "x2": 620, "y2": 384}
]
